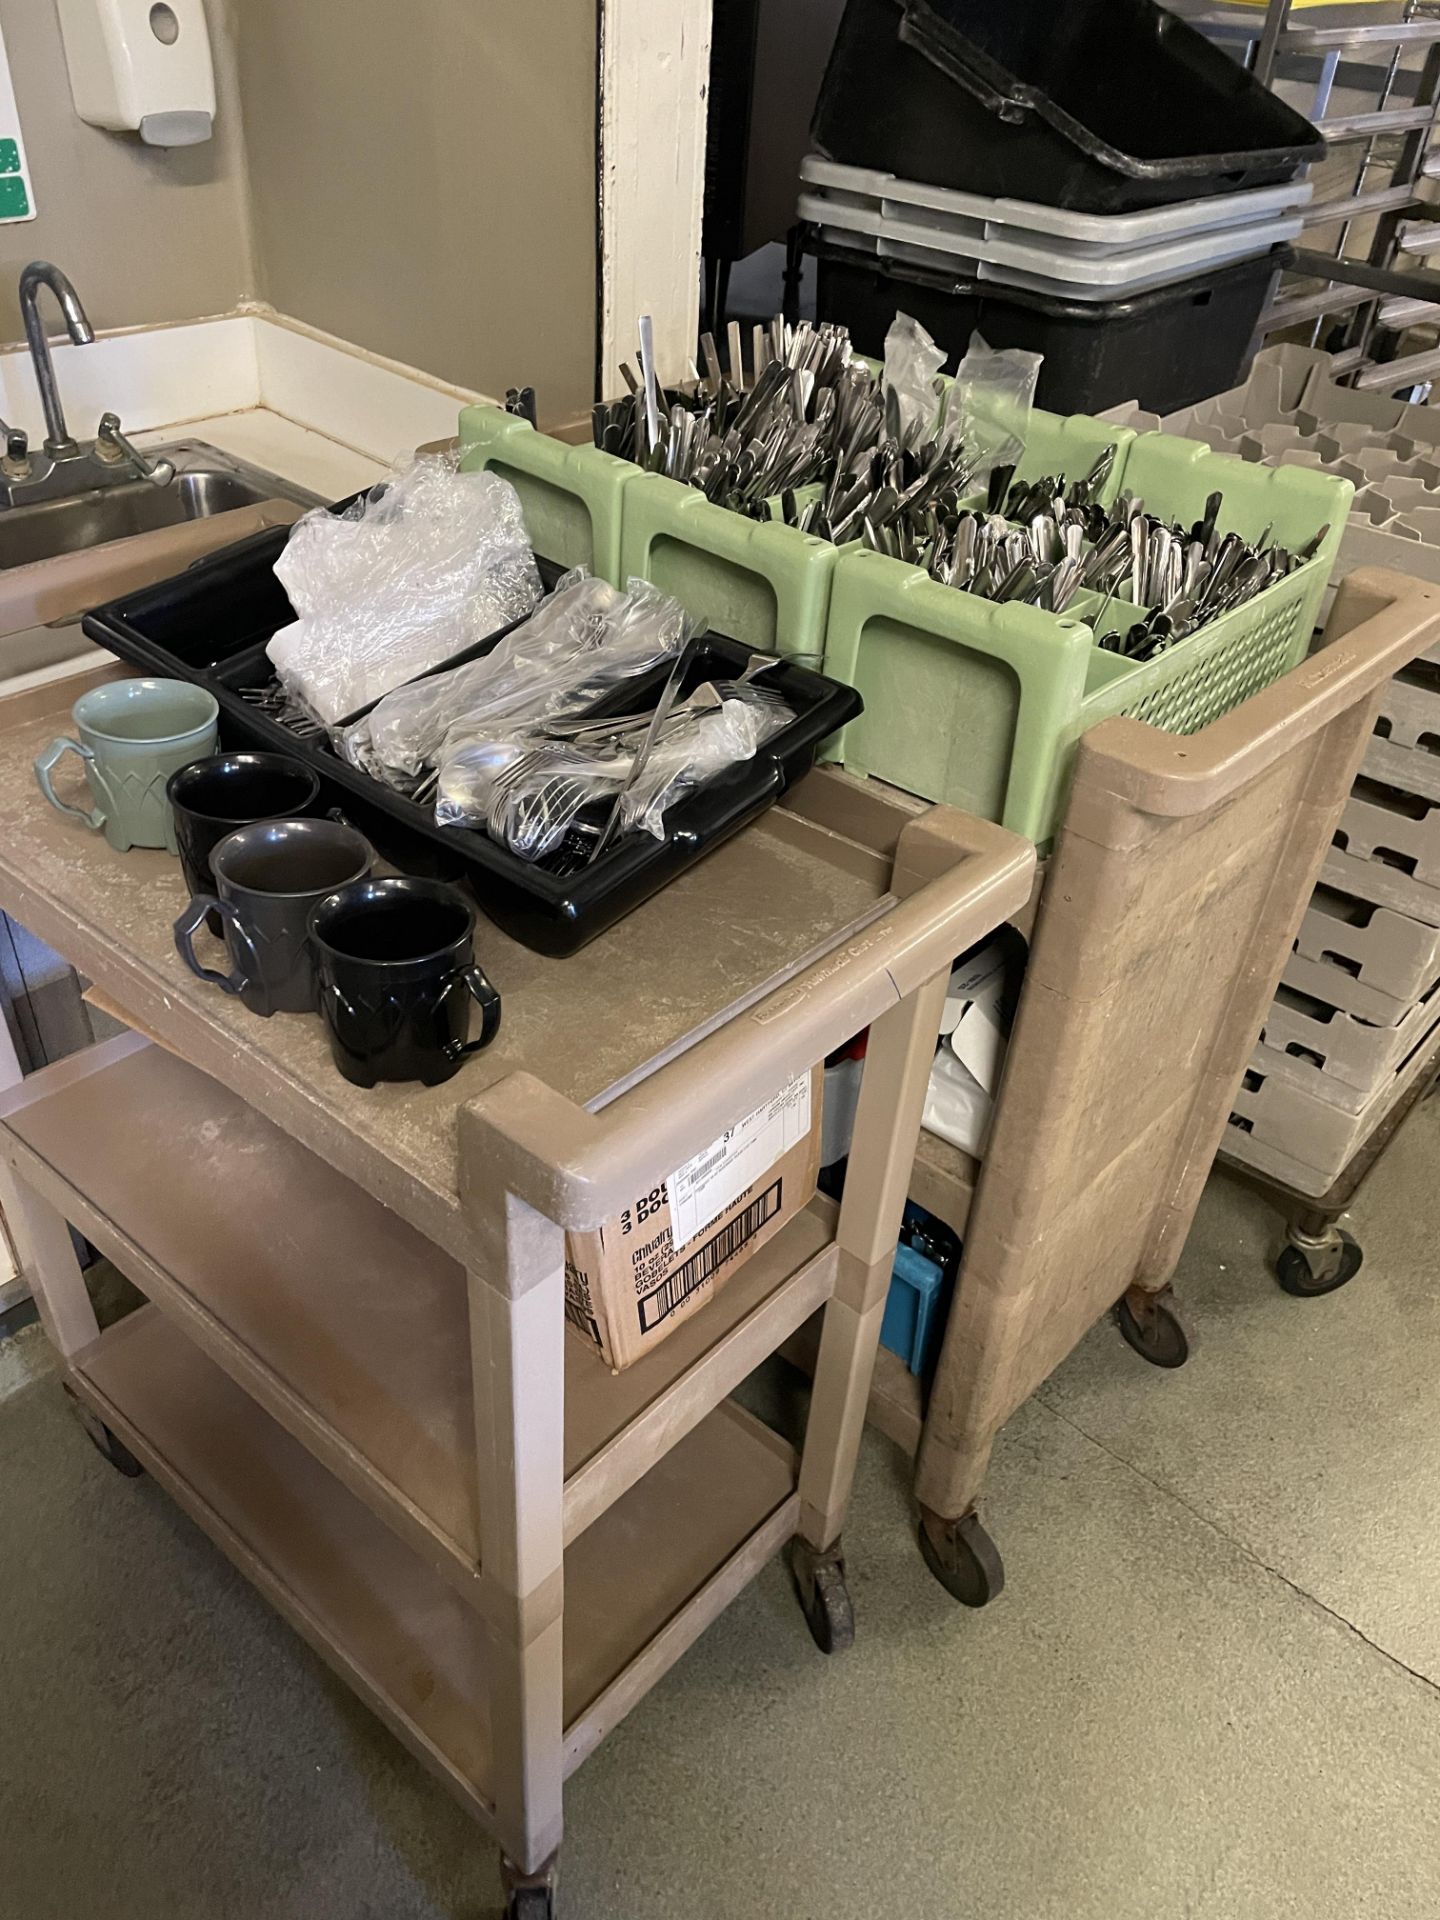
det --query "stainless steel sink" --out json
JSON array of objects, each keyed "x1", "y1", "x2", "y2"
[
  {"x1": 0, "y1": 439, "x2": 323, "y2": 571},
  {"x1": 0, "y1": 439, "x2": 325, "y2": 682}
]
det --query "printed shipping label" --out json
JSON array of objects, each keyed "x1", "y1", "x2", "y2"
[
  {"x1": 669, "y1": 1075, "x2": 812, "y2": 1251},
  {"x1": 638, "y1": 1181, "x2": 782, "y2": 1333}
]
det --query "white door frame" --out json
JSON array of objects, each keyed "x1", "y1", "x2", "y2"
[{"x1": 598, "y1": 0, "x2": 713, "y2": 396}]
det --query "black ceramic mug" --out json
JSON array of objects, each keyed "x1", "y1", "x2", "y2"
[
  {"x1": 307, "y1": 876, "x2": 502, "y2": 1087},
  {"x1": 168, "y1": 752, "x2": 324, "y2": 903},
  {"x1": 174, "y1": 818, "x2": 373, "y2": 1017}
]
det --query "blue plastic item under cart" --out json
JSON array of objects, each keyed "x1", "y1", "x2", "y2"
[{"x1": 881, "y1": 1238, "x2": 947, "y2": 1376}]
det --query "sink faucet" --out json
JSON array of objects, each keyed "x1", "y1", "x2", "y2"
[
  {"x1": 18, "y1": 260, "x2": 95, "y2": 458},
  {"x1": 0, "y1": 262, "x2": 177, "y2": 505}
]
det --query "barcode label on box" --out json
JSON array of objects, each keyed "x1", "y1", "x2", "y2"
[
  {"x1": 564, "y1": 1261, "x2": 603, "y2": 1351},
  {"x1": 638, "y1": 1181, "x2": 782, "y2": 1333},
  {"x1": 668, "y1": 1074, "x2": 811, "y2": 1251},
  {"x1": 565, "y1": 1296, "x2": 603, "y2": 1348}
]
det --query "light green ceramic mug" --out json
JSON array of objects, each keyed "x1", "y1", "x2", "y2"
[{"x1": 35, "y1": 678, "x2": 220, "y2": 853}]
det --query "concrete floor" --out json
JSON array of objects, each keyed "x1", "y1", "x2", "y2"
[{"x1": 3, "y1": 1101, "x2": 1440, "y2": 1920}]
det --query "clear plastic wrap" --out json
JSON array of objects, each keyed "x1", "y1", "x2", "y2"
[
  {"x1": 952, "y1": 331, "x2": 1042, "y2": 489},
  {"x1": 439, "y1": 576, "x2": 700, "y2": 762},
  {"x1": 342, "y1": 571, "x2": 699, "y2": 791},
  {"x1": 615, "y1": 682, "x2": 792, "y2": 841},
  {"x1": 265, "y1": 451, "x2": 542, "y2": 727},
  {"x1": 882, "y1": 311, "x2": 947, "y2": 446},
  {"x1": 343, "y1": 570, "x2": 620, "y2": 784},
  {"x1": 436, "y1": 678, "x2": 794, "y2": 861}
]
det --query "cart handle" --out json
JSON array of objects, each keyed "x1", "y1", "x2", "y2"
[
  {"x1": 458, "y1": 808, "x2": 1034, "y2": 1250},
  {"x1": 1073, "y1": 569, "x2": 1440, "y2": 820}
]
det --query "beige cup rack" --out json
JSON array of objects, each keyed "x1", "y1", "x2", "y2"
[
  {"x1": 0, "y1": 665, "x2": 1033, "y2": 1913},
  {"x1": 1110, "y1": 336, "x2": 1440, "y2": 1272},
  {"x1": 1223, "y1": 583, "x2": 1440, "y2": 1259}
]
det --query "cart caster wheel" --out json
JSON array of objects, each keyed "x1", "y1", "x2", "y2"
[
  {"x1": 500, "y1": 1858, "x2": 557, "y2": 1920},
  {"x1": 1115, "y1": 1288, "x2": 1191, "y2": 1369},
  {"x1": 1276, "y1": 1226, "x2": 1363, "y2": 1298},
  {"x1": 505, "y1": 1890, "x2": 555, "y2": 1920},
  {"x1": 917, "y1": 1509, "x2": 1005, "y2": 1608},
  {"x1": 63, "y1": 1385, "x2": 144, "y2": 1478},
  {"x1": 790, "y1": 1540, "x2": 855, "y2": 1655}
]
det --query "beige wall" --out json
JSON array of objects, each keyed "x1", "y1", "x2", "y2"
[
  {"x1": 0, "y1": 1, "x2": 600, "y2": 414},
  {"x1": 238, "y1": 0, "x2": 599, "y2": 420},
  {"x1": 0, "y1": 0, "x2": 253, "y2": 345}
]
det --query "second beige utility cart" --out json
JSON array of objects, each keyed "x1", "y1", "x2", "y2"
[
  {"x1": 874, "y1": 570, "x2": 1440, "y2": 1605},
  {"x1": 0, "y1": 665, "x2": 1032, "y2": 1919}
]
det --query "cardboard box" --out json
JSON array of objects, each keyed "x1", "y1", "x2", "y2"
[{"x1": 565, "y1": 1066, "x2": 823, "y2": 1371}]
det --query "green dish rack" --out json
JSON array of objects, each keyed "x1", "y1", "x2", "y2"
[
  {"x1": 457, "y1": 405, "x2": 634, "y2": 584},
  {"x1": 455, "y1": 391, "x2": 1138, "y2": 668},
  {"x1": 611, "y1": 407, "x2": 1137, "y2": 667},
  {"x1": 618, "y1": 472, "x2": 840, "y2": 666},
  {"x1": 822, "y1": 434, "x2": 1351, "y2": 846}
]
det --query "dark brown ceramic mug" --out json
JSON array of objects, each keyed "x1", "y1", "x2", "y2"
[
  {"x1": 174, "y1": 818, "x2": 373, "y2": 1017},
  {"x1": 307, "y1": 876, "x2": 502, "y2": 1086},
  {"x1": 167, "y1": 751, "x2": 323, "y2": 901}
]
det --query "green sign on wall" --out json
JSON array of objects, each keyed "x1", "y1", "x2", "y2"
[{"x1": 0, "y1": 25, "x2": 36, "y2": 225}]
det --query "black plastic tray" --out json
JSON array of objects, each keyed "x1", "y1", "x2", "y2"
[
  {"x1": 808, "y1": 230, "x2": 1285, "y2": 416},
  {"x1": 812, "y1": 0, "x2": 1324, "y2": 214},
  {"x1": 83, "y1": 534, "x2": 862, "y2": 956}
]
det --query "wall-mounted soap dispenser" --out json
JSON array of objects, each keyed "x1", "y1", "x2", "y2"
[{"x1": 56, "y1": 0, "x2": 216, "y2": 147}]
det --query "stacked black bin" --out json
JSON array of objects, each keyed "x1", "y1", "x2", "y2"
[{"x1": 805, "y1": 0, "x2": 1324, "y2": 412}]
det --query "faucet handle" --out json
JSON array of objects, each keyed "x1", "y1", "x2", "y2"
[
  {"x1": 96, "y1": 411, "x2": 175, "y2": 488},
  {"x1": 0, "y1": 415, "x2": 29, "y2": 476}
]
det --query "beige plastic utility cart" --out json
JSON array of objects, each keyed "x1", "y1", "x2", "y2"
[
  {"x1": 0, "y1": 665, "x2": 1032, "y2": 1917},
  {"x1": 869, "y1": 568, "x2": 1440, "y2": 1606}
]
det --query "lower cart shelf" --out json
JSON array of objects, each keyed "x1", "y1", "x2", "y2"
[
  {"x1": 862, "y1": 1344, "x2": 925, "y2": 1456},
  {"x1": 781, "y1": 1317, "x2": 925, "y2": 1456},
  {"x1": 75, "y1": 1307, "x2": 798, "y2": 1825},
  {"x1": 0, "y1": 1034, "x2": 836, "y2": 1578}
]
